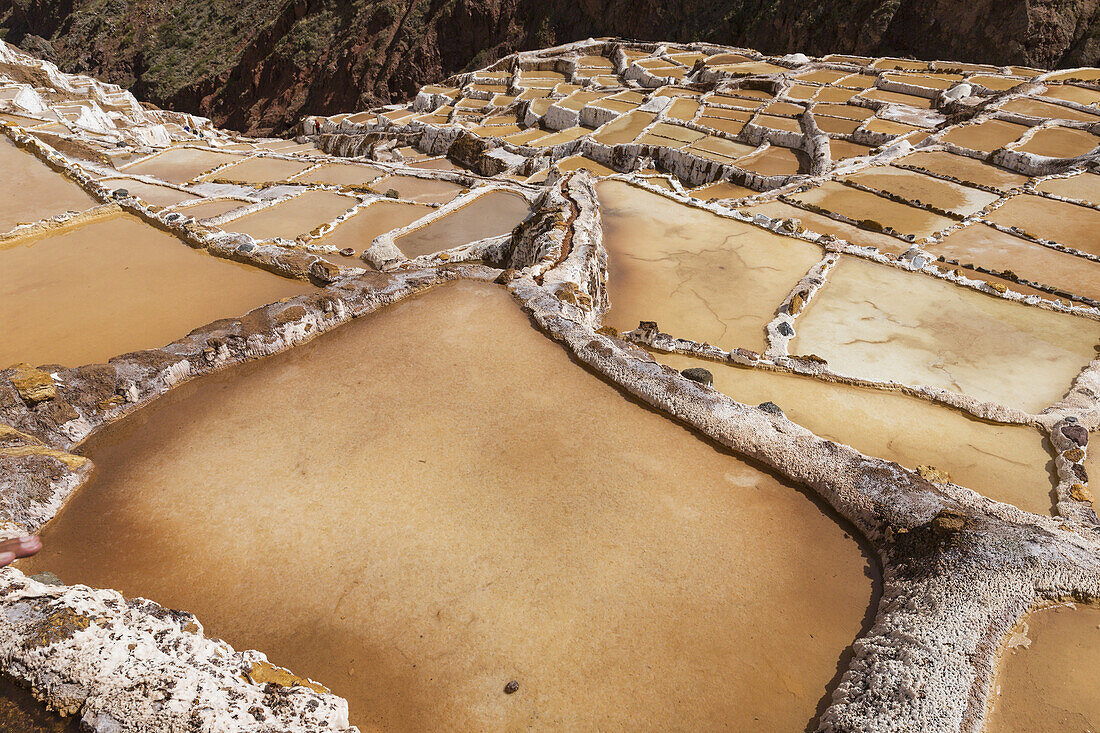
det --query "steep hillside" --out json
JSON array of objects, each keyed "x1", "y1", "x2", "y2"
[{"x1": 2, "y1": 0, "x2": 1099, "y2": 134}]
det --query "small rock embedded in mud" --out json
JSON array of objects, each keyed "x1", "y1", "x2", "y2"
[
  {"x1": 237, "y1": 242, "x2": 256, "y2": 253},
  {"x1": 680, "y1": 367, "x2": 713, "y2": 387},
  {"x1": 503, "y1": 680, "x2": 519, "y2": 695},
  {"x1": 758, "y1": 401, "x2": 784, "y2": 416},
  {"x1": 110, "y1": 188, "x2": 129, "y2": 198},
  {"x1": 30, "y1": 572, "x2": 62, "y2": 586},
  {"x1": 338, "y1": 248, "x2": 356, "y2": 257},
  {"x1": 1062, "y1": 424, "x2": 1088, "y2": 447},
  {"x1": 776, "y1": 322, "x2": 794, "y2": 337}
]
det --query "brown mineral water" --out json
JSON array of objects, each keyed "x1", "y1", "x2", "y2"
[
  {"x1": 394, "y1": 190, "x2": 530, "y2": 258},
  {"x1": 0, "y1": 137, "x2": 96, "y2": 233},
  {"x1": 23, "y1": 281, "x2": 879, "y2": 732},
  {"x1": 790, "y1": 256, "x2": 1100, "y2": 412},
  {"x1": 598, "y1": 180, "x2": 823, "y2": 352},
  {"x1": 986, "y1": 604, "x2": 1100, "y2": 732},
  {"x1": 0, "y1": 214, "x2": 313, "y2": 367}
]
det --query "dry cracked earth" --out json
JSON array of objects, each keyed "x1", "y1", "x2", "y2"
[{"x1": 0, "y1": 36, "x2": 1099, "y2": 733}]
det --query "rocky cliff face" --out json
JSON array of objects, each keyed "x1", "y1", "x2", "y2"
[{"x1": 2, "y1": 0, "x2": 1099, "y2": 134}]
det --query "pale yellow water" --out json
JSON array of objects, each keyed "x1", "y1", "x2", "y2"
[
  {"x1": 0, "y1": 214, "x2": 312, "y2": 367},
  {"x1": 97, "y1": 177, "x2": 200, "y2": 207},
  {"x1": 208, "y1": 156, "x2": 315, "y2": 183},
  {"x1": 121, "y1": 147, "x2": 244, "y2": 184},
  {"x1": 394, "y1": 191, "x2": 530, "y2": 258},
  {"x1": 895, "y1": 151, "x2": 1029, "y2": 192},
  {"x1": 0, "y1": 137, "x2": 96, "y2": 233},
  {"x1": 1016, "y1": 127, "x2": 1100, "y2": 158},
  {"x1": 987, "y1": 194, "x2": 1100, "y2": 256},
  {"x1": 23, "y1": 281, "x2": 879, "y2": 732},
  {"x1": 986, "y1": 604, "x2": 1100, "y2": 732},
  {"x1": 221, "y1": 190, "x2": 357, "y2": 241},
  {"x1": 294, "y1": 162, "x2": 386, "y2": 186},
  {"x1": 1000, "y1": 98, "x2": 1100, "y2": 123},
  {"x1": 598, "y1": 180, "x2": 823, "y2": 351},
  {"x1": 659, "y1": 353, "x2": 1056, "y2": 514},
  {"x1": 941, "y1": 120, "x2": 1029, "y2": 152},
  {"x1": 790, "y1": 182, "x2": 955, "y2": 239},
  {"x1": 1036, "y1": 172, "x2": 1100, "y2": 203},
  {"x1": 739, "y1": 200, "x2": 911, "y2": 254},
  {"x1": 931, "y1": 224, "x2": 1100, "y2": 301},
  {"x1": 374, "y1": 175, "x2": 465, "y2": 204},
  {"x1": 843, "y1": 167, "x2": 1000, "y2": 215},
  {"x1": 170, "y1": 198, "x2": 251, "y2": 221},
  {"x1": 737, "y1": 146, "x2": 807, "y2": 176},
  {"x1": 315, "y1": 199, "x2": 431, "y2": 253},
  {"x1": 790, "y1": 256, "x2": 1100, "y2": 412}
]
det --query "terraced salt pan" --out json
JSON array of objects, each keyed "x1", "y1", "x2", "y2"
[
  {"x1": 598, "y1": 181, "x2": 823, "y2": 352},
  {"x1": 843, "y1": 167, "x2": 1000, "y2": 215},
  {"x1": 294, "y1": 162, "x2": 385, "y2": 186},
  {"x1": 940, "y1": 120, "x2": 1029, "y2": 152},
  {"x1": 1036, "y1": 172, "x2": 1100, "y2": 202},
  {"x1": 985, "y1": 604, "x2": 1100, "y2": 732},
  {"x1": 170, "y1": 198, "x2": 250, "y2": 221},
  {"x1": 789, "y1": 182, "x2": 955, "y2": 239},
  {"x1": 789, "y1": 256, "x2": 1100, "y2": 412},
  {"x1": 739, "y1": 200, "x2": 910, "y2": 254},
  {"x1": 207, "y1": 156, "x2": 315, "y2": 183},
  {"x1": 22, "y1": 281, "x2": 878, "y2": 732},
  {"x1": 659, "y1": 353, "x2": 1055, "y2": 513},
  {"x1": 97, "y1": 177, "x2": 199, "y2": 206},
  {"x1": 986, "y1": 195, "x2": 1100, "y2": 256},
  {"x1": 0, "y1": 214, "x2": 312, "y2": 367},
  {"x1": 592, "y1": 111, "x2": 655, "y2": 145},
  {"x1": 374, "y1": 175, "x2": 465, "y2": 204},
  {"x1": 0, "y1": 137, "x2": 96, "y2": 232},
  {"x1": 1015, "y1": 126, "x2": 1100, "y2": 158},
  {"x1": 120, "y1": 147, "x2": 243, "y2": 184},
  {"x1": 315, "y1": 199, "x2": 430, "y2": 254},
  {"x1": 931, "y1": 224, "x2": 1100, "y2": 301},
  {"x1": 737, "y1": 146, "x2": 807, "y2": 175},
  {"x1": 895, "y1": 151, "x2": 1029, "y2": 192},
  {"x1": 1000, "y1": 98, "x2": 1100, "y2": 123},
  {"x1": 221, "y1": 190, "x2": 357, "y2": 242},
  {"x1": 393, "y1": 190, "x2": 530, "y2": 258}
]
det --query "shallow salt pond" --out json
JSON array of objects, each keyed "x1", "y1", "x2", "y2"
[
  {"x1": 985, "y1": 604, "x2": 1100, "y2": 732},
  {"x1": 940, "y1": 119, "x2": 1029, "y2": 152},
  {"x1": 293, "y1": 162, "x2": 385, "y2": 186},
  {"x1": 97, "y1": 177, "x2": 199, "y2": 207},
  {"x1": 22, "y1": 281, "x2": 879, "y2": 732},
  {"x1": 931, "y1": 224, "x2": 1100, "y2": 301},
  {"x1": 206, "y1": 156, "x2": 316, "y2": 183},
  {"x1": 221, "y1": 190, "x2": 357, "y2": 241},
  {"x1": 598, "y1": 180, "x2": 823, "y2": 351},
  {"x1": 0, "y1": 214, "x2": 312, "y2": 367},
  {"x1": 393, "y1": 190, "x2": 529, "y2": 258},
  {"x1": 0, "y1": 137, "x2": 96, "y2": 233},
  {"x1": 170, "y1": 198, "x2": 251, "y2": 221},
  {"x1": 739, "y1": 200, "x2": 910, "y2": 254},
  {"x1": 373, "y1": 175, "x2": 465, "y2": 204},
  {"x1": 895, "y1": 151, "x2": 1029, "y2": 192},
  {"x1": 1015, "y1": 126, "x2": 1100, "y2": 158},
  {"x1": 1036, "y1": 172, "x2": 1100, "y2": 203},
  {"x1": 789, "y1": 182, "x2": 955, "y2": 239},
  {"x1": 789, "y1": 256, "x2": 1100, "y2": 412},
  {"x1": 120, "y1": 147, "x2": 244, "y2": 184},
  {"x1": 987, "y1": 194, "x2": 1100, "y2": 256},
  {"x1": 843, "y1": 167, "x2": 1000, "y2": 215},
  {"x1": 658, "y1": 353, "x2": 1055, "y2": 514},
  {"x1": 316, "y1": 199, "x2": 432, "y2": 254}
]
